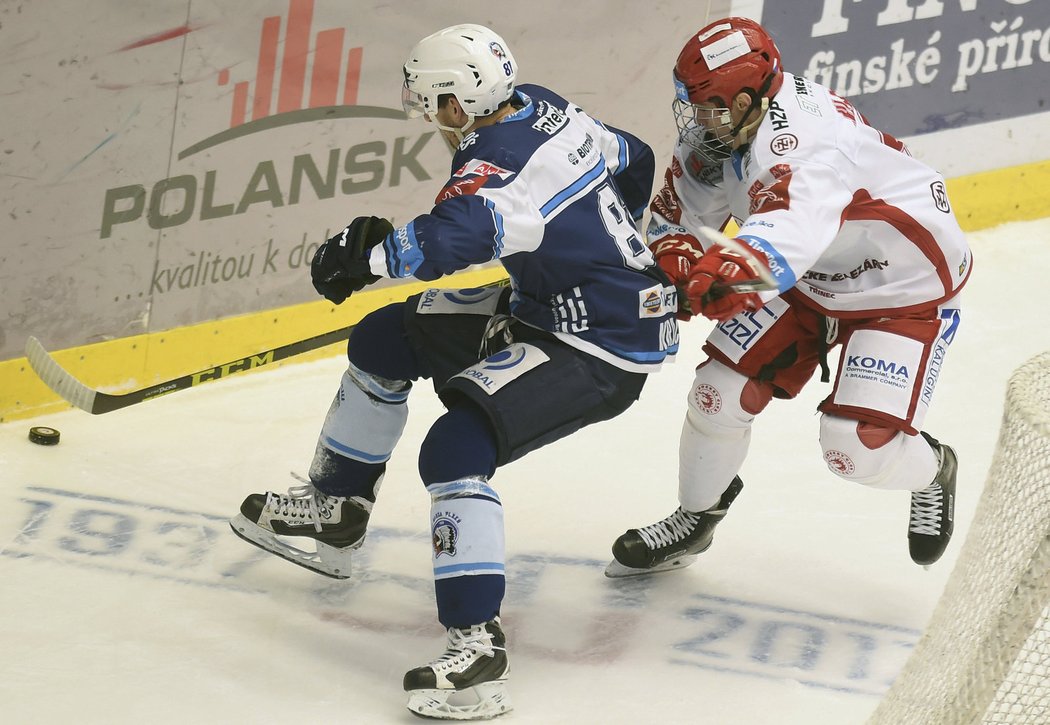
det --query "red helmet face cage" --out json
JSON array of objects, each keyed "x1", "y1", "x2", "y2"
[
  {"x1": 674, "y1": 17, "x2": 783, "y2": 107},
  {"x1": 671, "y1": 17, "x2": 783, "y2": 163}
]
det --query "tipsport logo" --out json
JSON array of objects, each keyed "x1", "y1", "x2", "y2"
[{"x1": 100, "y1": 0, "x2": 436, "y2": 239}]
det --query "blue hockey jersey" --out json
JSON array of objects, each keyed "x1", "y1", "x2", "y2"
[{"x1": 367, "y1": 83, "x2": 678, "y2": 373}]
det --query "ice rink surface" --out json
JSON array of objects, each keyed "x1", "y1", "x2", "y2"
[{"x1": 2, "y1": 217, "x2": 1048, "y2": 724}]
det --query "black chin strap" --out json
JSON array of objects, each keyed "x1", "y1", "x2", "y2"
[{"x1": 728, "y1": 71, "x2": 778, "y2": 140}]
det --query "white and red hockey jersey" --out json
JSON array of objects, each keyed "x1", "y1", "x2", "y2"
[{"x1": 649, "y1": 72, "x2": 972, "y2": 318}]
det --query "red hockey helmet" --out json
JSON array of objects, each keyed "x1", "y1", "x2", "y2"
[{"x1": 672, "y1": 17, "x2": 783, "y2": 162}]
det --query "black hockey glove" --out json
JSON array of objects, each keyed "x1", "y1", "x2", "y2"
[{"x1": 311, "y1": 216, "x2": 391, "y2": 304}]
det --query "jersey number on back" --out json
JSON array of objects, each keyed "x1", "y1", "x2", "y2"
[{"x1": 597, "y1": 183, "x2": 652, "y2": 271}]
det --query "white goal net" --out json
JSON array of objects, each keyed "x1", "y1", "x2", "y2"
[{"x1": 868, "y1": 351, "x2": 1050, "y2": 725}]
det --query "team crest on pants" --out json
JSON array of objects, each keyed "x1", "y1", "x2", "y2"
[
  {"x1": 693, "y1": 383, "x2": 722, "y2": 414},
  {"x1": 824, "y1": 449, "x2": 855, "y2": 476},
  {"x1": 432, "y1": 515, "x2": 460, "y2": 557}
]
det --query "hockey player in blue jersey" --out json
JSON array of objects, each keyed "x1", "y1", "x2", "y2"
[{"x1": 229, "y1": 23, "x2": 676, "y2": 720}]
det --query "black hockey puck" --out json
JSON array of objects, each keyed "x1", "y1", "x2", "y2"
[{"x1": 28, "y1": 426, "x2": 61, "y2": 446}]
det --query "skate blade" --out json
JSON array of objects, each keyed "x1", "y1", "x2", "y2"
[
  {"x1": 406, "y1": 681, "x2": 512, "y2": 721},
  {"x1": 229, "y1": 514, "x2": 357, "y2": 579},
  {"x1": 604, "y1": 554, "x2": 698, "y2": 578}
]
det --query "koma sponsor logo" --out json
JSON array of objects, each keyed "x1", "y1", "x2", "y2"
[{"x1": 847, "y1": 355, "x2": 910, "y2": 378}]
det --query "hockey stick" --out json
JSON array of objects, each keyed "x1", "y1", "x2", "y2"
[
  {"x1": 697, "y1": 226, "x2": 780, "y2": 292},
  {"x1": 26, "y1": 325, "x2": 360, "y2": 415},
  {"x1": 26, "y1": 280, "x2": 509, "y2": 415}
]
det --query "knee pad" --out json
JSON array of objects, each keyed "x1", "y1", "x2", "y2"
[
  {"x1": 818, "y1": 416, "x2": 938, "y2": 490},
  {"x1": 320, "y1": 362, "x2": 410, "y2": 460},
  {"x1": 678, "y1": 360, "x2": 772, "y2": 512},
  {"x1": 684, "y1": 359, "x2": 773, "y2": 438},
  {"x1": 428, "y1": 477, "x2": 506, "y2": 628}
]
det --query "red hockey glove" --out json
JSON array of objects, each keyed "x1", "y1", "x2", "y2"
[
  {"x1": 684, "y1": 244, "x2": 767, "y2": 322},
  {"x1": 651, "y1": 236, "x2": 703, "y2": 320}
]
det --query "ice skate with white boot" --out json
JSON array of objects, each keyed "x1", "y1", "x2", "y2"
[
  {"x1": 229, "y1": 478, "x2": 371, "y2": 579},
  {"x1": 605, "y1": 477, "x2": 743, "y2": 577},
  {"x1": 909, "y1": 432, "x2": 957, "y2": 567},
  {"x1": 403, "y1": 618, "x2": 511, "y2": 720}
]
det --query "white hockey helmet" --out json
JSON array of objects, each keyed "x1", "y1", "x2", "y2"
[{"x1": 402, "y1": 24, "x2": 517, "y2": 124}]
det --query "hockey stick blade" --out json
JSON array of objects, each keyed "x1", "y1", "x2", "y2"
[
  {"x1": 25, "y1": 336, "x2": 99, "y2": 413},
  {"x1": 697, "y1": 226, "x2": 779, "y2": 292}
]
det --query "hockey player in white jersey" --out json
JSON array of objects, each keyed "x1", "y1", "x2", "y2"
[
  {"x1": 229, "y1": 24, "x2": 673, "y2": 720},
  {"x1": 606, "y1": 17, "x2": 969, "y2": 578}
]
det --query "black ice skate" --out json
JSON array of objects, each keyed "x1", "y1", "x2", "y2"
[
  {"x1": 605, "y1": 477, "x2": 743, "y2": 578},
  {"x1": 404, "y1": 618, "x2": 511, "y2": 721},
  {"x1": 908, "y1": 433, "x2": 957, "y2": 566},
  {"x1": 229, "y1": 482, "x2": 369, "y2": 579}
]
